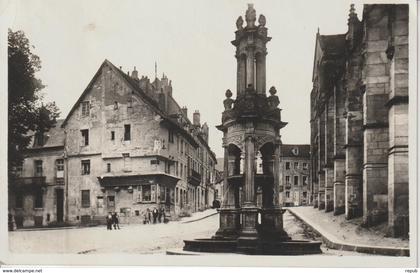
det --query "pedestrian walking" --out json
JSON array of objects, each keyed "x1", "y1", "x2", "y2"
[
  {"x1": 158, "y1": 208, "x2": 162, "y2": 223},
  {"x1": 147, "y1": 208, "x2": 151, "y2": 224},
  {"x1": 106, "y1": 212, "x2": 112, "y2": 230},
  {"x1": 159, "y1": 207, "x2": 165, "y2": 223},
  {"x1": 152, "y1": 208, "x2": 158, "y2": 224},
  {"x1": 112, "y1": 212, "x2": 120, "y2": 230}
]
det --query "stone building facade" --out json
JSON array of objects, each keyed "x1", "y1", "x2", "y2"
[
  {"x1": 9, "y1": 59, "x2": 218, "y2": 227},
  {"x1": 8, "y1": 121, "x2": 66, "y2": 227},
  {"x1": 310, "y1": 4, "x2": 409, "y2": 237},
  {"x1": 280, "y1": 145, "x2": 311, "y2": 207}
]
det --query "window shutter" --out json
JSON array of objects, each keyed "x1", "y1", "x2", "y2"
[
  {"x1": 151, "y1": 185, "x2": 156, "y2": 202},
  {"x1": 138, "y1": 186, "x2": 142, "y2": 202},
  {"x1": 156, "y1": 184, "x2": 160, "y2": 203}
]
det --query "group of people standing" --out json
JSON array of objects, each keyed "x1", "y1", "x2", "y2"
[
  {"x1": 106, "y1": 212, "x2": 120, "y2": 230},
  {"x1": 144, "y1": 207, "x2": 166, "y2": 224}
]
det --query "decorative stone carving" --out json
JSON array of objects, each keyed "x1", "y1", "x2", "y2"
[
  {"x1": 267, "y1": 86, "x2": 280, "y2": 109},
  {"x1": 258, "y1": 14, "x2": 266, "y2": 27},
  {"x1": 236, "y1": 16, "x2": 244, "y2": 30},
  {"x1": 227, "y1": 134, "x2": 244, "y2": 150},
  {"x1": 223, "y1": 89, "x2": 234, "y2": 110},
  {"x1": 255, "y1": 134, "x2": 275, "y2": 150},
  {"x1": 245, "y1": 4, "x2": 256, "y2": 28}
]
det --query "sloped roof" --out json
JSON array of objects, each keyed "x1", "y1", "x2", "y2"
[
  {"x1": 28, "y1": 119, "x2": 65, "y2": 149},
  {"x1": 280, "y1": 144, "x2": 310, "y2": 158},
  {"x1": 60, "y1": 59, "x2": 217, "y2": 160},
  {"x1": 61, "y1": 59, "x2": 166, "y2": 127}
]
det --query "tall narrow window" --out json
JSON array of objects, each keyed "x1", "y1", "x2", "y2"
[
  {"x1": 294, "y1": 162, "x2": 299, "y2": 169},
  {"x1": 142, "y1": 185, "x2": 152, "y2": 201},
  {"x1": 303, "y1": 162, "x2": 308, "y2": 170},
  {"x1": 111, "y1": 131, "x2": 115, "y2": 141},
  {"x1": 81, "y1": 160, "x2": 90, "y2": 175},
  {"x1": 168, "y1": 130, "x2": 174, "y2": 143},
  {"x1": 56, "y1": 159, "x2": 64, "y2": 179},
  {"x1": 107, "y1": 163, "x2": 111, "y2": 173},
  {"x1": 123, "y1": 153, "x2": 131, "y2": 171},
  {"x1": 285, "y1": 176, "x2": 290, "y2": 185},
  {"x1": 81, "y1": 101, "x2": 90, "y2": 117},
  {"x1": 81, "y1": 190, "x2": 90, "y2": 207},
  {"x1": 34, "y1": 189, "x2": 43, "y2": 208},
  {"x1": 294, "y1": 176, "x2": 299, "y2": 186},
  {"x1": 303, "y1": 176, "x2": 308, "y2": 185},
  {"x1": 81, "y1": 129, "x2": 89, "y2": 146},
  {"x1": 34, "y1": 160, "x2": 43, "y2": 177},
  {"x1": 124, "y1": 124, "x2": 131, "y2": 141},
  {"x1": 160, "y1": 185, "x2": 167, "y2": 202},
  {"x1": 285, "y1": 162, "x2": 290, "y2": 170}
]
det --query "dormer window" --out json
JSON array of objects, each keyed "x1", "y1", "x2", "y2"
[
  {"x1": 81, "y1": 101, "x2": 90, "y2": 117},
  {"x1": 34, "y1": 132, "x2": 44, "y2": 146}
]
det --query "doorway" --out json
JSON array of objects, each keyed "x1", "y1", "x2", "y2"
[{"x1": 56, "y1": 189, "x2": 64, "y2": 223}]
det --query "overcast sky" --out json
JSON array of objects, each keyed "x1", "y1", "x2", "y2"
[{"x1": 5, "y1": 0, "x2": 363, "y2": 158}]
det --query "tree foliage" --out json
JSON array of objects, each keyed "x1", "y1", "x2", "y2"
[{"x1": 8, "y1": 29, "x2": 60, "y2": 176}]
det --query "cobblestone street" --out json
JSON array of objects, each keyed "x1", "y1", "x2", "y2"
[
  {"x1": 9, "y1": 213, "x2": 218, "y2": 254},
  {"x1": 9, "y1": 210, "x2": 370, "y2": 256}
]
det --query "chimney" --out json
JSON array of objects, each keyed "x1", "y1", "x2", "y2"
[
  {"x1": 181, "y1": 107, "x2": 188, "y2": 118},
  {"x1": 193, "y1": 110, "x2": 200, "y2": 126},
  {"x1": 131, "y1": 66, "x2": 139, "y2": 80}
]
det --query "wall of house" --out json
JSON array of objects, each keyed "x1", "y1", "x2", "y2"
[
  {"x1": 280, "y1": 156, "x2": 310, "y2": 207},
  {"x1": 11, "y1": 149, "x2": 65, "y2": 227},
  {"x1": 63, "y1": 62, "x2": 217, "y2": 224}
]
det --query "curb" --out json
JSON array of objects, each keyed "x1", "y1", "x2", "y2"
[
  {"x1": 12, "y1": 226, "x2": 80, "y2": 232},
  {"x1": 181, "y1": 211, "x2": 218, "y2": 224},
  {"x1": 287, "y1": 208, "x2": 410, "y2": 257}
]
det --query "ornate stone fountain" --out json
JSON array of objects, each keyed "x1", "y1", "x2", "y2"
[{"x1": 182, "y1": 4, "x2": 322, "y2": 255}]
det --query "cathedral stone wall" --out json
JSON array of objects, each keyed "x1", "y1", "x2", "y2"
[{"x1": 310, "y1": 4, "x2": 409, "y2": 238}]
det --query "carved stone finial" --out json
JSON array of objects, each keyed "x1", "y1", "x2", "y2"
[
  {"x1": 225, "y1": 89, "x2": 233, "y2": 98},
  {"x1": 350, "y1": 4, "x2": 355, "y2": 14},
  {"x1": 258, "y1": 14, "x2": 266, "y2": 27},
  {"x1": 269, "y1": 86, "x2": 277, "y2": 95},
  {"x1": 348, "y1": 3, "x2": 357, "y2": 21},
  {"x1": 236, "y1": 16, "x2": 244, "y2": 30},
  {"x1": 267, "y1": 86, "x2": 280, "y2": 108},
  {"x1": 223, "y1": 89, "x2": 234, "y2": 110},
  {"x1": 245, "y1": 4, "x2": 256, "y2": 28}
]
